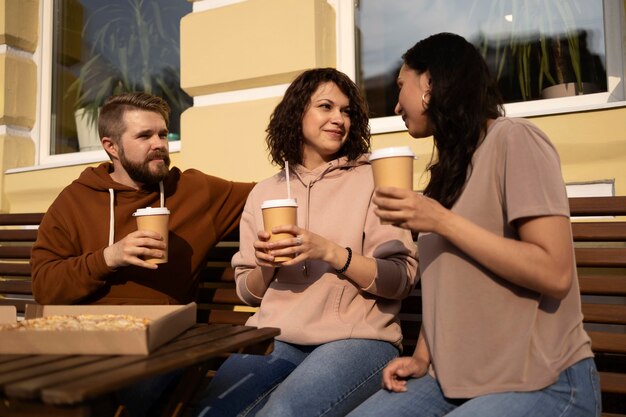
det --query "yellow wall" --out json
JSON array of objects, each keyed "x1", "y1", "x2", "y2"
[
  {"x1": 0, "y1": 0, "x2": 39, "y2": 53},
  {"x1": 180, "y1": 0, "x2": 336, "y2": 179},
  {"x1": 1, "y1": 0, "x2": 626, "y2": 213},
  {"x1": 181, "y1": 0, "x2": 335, "y2": 95},
  {"x1": 181, "y1": 97, "x2": 282, "y2": 181},
  {"x1": 372, "y1": 107, "x2": 626, "y2": 196},
  {"x1": 0, "y1": 0, "x2": 39, "y2": 212}
]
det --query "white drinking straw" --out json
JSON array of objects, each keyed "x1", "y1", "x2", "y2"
[
  {"x1": 285, "y1": 160, "x2": 292, "y2": 200},
  {"x1": 159, "y1": 182, "x2": 165, "y2": 207}
]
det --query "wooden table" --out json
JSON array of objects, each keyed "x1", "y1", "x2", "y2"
[{"x1": 0, "y1": 323, "x2": 279, "y2": 417}]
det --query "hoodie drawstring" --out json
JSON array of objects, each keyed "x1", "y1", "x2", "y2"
[
  {"x1": 108, "y1": 188, "x2": 115, "y2": 246},
  {"x1": 107, "y1": 181, "x2": 164, "y2": 246}
]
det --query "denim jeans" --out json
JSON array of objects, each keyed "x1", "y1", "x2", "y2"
[
  {"x1": 347, "y1": 357, "x2": 601, "y2": 417},
  {"x1": 194, "y1": 338, "x2": 399, "y2": 417}
]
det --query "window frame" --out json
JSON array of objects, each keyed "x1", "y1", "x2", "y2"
[{"x1": 336, "y1": 0, "x2": 626, "y2": 135}]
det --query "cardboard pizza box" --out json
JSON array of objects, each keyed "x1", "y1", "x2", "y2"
[
  {"x1": 0, "y1": 306, "x2": 16, "y2": 324},
  {"x1": 0, "y1": 303, "x2": 196, "y2": 355}
]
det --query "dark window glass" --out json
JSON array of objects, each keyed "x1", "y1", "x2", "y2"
[
  {"x1": 356, "y1": 0, "x2": 607, "y2": 118},
  {"x1": 50, "y1": 0, "x2": 192, "y2": 154}
]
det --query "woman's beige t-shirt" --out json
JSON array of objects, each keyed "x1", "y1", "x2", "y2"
[{"x1": 419, "y1": 117, "x2": 592, "y2": 398}]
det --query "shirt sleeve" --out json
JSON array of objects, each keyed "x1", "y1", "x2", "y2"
[
  {"x1": 30, "y1": 205, "x2": 113, "y2": 304},
  {"x1": 503, "y1": 122, "x2": 570, "y2": 223},
  {"x1": 360, "y1": 196, "x2": 419, "y2": 300},
  {"x1": 203, "y1": 174, "x2": 255, "y2": 242},
  {"x1": 232, "y1": 189, "x2": 267, "y2": 306}
]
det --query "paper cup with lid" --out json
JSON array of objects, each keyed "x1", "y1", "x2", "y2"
[
  {"x1": 132, "y1": 207, "x2": 170, "y2": 264},
  {"x1": 369, "y1": 146, "x2": 416, "y2": 190},
  {"x1": 261, "y1": 198, "x2": 298, "y2": 262}
]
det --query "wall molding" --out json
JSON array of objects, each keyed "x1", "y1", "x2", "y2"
[{"x1": 193, "y1": 84, "x2": 289, "y2": 107}]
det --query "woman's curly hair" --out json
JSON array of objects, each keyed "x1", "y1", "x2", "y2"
[{"x1": 266, "y1": 68, "x2": 370, "y2": 168}]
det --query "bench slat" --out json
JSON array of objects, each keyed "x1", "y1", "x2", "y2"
[
  {"x1": 0, "y1": 247, "x2": 32, "y2": 259},
  {"x1": 199, "y1": 267, "x2": 235, "y2": 282},
  {"x1": 569, "y1": 196, "x2": 626, "y2": 216},
  {"x1": 582, "y1": 303, "x2": 626, "y2": 325},
  {"x1": 0, "y1": 213, "x2": 44, "y2": 226},
  {"x1": 0, "y1": 229, "x2": 39, "y2": 242},
  {"x1": 572, "y1": 222, "x2": 626, "y2": 241},
  {"x1": 578, "y1": 275, "x2": 626, "y2": 295},
  {"x1": 599, "y1": 371, "x2": 626, "y2": 394},
  {"x1": 210, "y1": 288, "x2": 242, "y2": 305},
  {"x1": 574, "y1": 248, "x2": 626, "y2": 267},
  {"x1": 588, "y1": 331, "x2": 626, "y2": 354},
  {"x1": 0, "y1": 279, "x2": 32, "y2": 294},
  {"x1": 0, "y1": 263, "x2": 32, "y2": 277},
  {"x1": 207, "y1": 309, "x2": 251, "y2": 326}
]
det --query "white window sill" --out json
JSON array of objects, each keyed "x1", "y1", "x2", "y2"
[{"x1": 370, "y1": 98, "x2": 626, "y2": 135}]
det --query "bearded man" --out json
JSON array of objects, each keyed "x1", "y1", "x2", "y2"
[{"x1": 31, "y1": 92, "x2": 254, "y2": 305}]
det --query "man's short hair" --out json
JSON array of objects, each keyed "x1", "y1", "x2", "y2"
[{"x1": 98, "y1": 92, "x2": 171, "y2": 142}]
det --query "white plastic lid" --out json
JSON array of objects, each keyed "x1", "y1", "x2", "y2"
[
  {"x1": 261, "y1": 198, "x2": 298, "y2": 209},
  {"x1": 132, "y1": 207, "x2": 170, "y2": 216},
  {"x1": 369, "y1": 146, "x2": 416, "y2": 161}
]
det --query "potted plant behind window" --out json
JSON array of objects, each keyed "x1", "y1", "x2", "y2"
[
  {"x1": 67, "y1": 0, "x2": 191, "y2": 151},
  {"x1": 474, "y1": 0, "x2": 604, "y2": 102}
]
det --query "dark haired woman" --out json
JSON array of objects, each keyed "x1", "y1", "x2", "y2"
[
  {"x1": 348, "y1": 32, "x2": 600, "y2": 417},
  {"x1": 194, "y1": 67, "x2": 418, "y2": 417}
]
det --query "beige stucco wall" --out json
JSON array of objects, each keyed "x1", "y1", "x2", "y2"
[
  {"x1": 181, "y1": 0, "x2": 335, "y2": 95},
  {"x1": 182, "y1": 97, "x2": 282, "y2": 181},
  {"x1": 180, "y1": 0, "x2": 336, "y2": 179},
  {"x1": 0, "y1": 0, "x2": 39, "y2": 212},
  {"x1": 0, "y1": 0, "x2": 625, "y2": 214},
  {"x1": 0, "y1": 0, "x2": 39, "y2": 53},
  {"x1": 0, "y1": 54, "x2": 37, "y2": 127}
]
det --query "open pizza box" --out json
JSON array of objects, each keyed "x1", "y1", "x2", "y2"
[
  {"x1": 0, "y1": 302, "x2": 196, "y2": 355},
  {"x1": 0, "y1": 306, "x2": 16, "y2": 324}
]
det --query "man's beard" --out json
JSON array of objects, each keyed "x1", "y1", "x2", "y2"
[{"x1": 119, "y1": 147, "x2": 171, "y2": 185}]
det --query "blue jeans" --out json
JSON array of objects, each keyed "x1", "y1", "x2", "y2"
[
  {"x1": 194, "y1": 338, "x2": 399, "y2": 417},
  {"x1": 347, "y1": 358, "x2": 601, "y2": 417}
]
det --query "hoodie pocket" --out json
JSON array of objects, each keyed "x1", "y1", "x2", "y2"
[{"x1": 256, "y1": 281, "x2": 354, "y2": 343}]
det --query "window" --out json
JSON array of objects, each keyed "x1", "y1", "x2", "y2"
[
  {"x1": 40, "y1": 0, "x2": 191, "y2": 163},
  {"x1": 348, "y1": 0, "x2": 625, "y2": 133}
]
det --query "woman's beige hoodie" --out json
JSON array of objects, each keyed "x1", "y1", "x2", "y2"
[{"x1": 232, "y1": 156, "x2": 418, "y2": 347}]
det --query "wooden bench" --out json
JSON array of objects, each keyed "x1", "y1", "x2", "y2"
[
  {"x1": 0, "y1": 213, "x2": 44, "y2": 316},
  {"x1": 569, "y1": 196, "x2": 626, "y2": 416},
  {"x1": 1, "y1": 196, "x2": 625, "y2": 416}
]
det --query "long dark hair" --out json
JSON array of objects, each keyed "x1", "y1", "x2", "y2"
[
  {"x1": 266, "y1": 68, "x2": 370, "y2": 168},
  {"x1": 403, "y1": 33, "x2": 504, "y2": 208}
]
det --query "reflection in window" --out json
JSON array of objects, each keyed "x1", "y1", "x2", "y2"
[
  {"x1": 50, "y1": 0, "x2": 192, "y2": 155},
  {"x1": 355, "y1": 0, "x2": 606, "y2": 118}
]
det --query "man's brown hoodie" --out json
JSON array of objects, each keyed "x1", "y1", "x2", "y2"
[{"x1": 31, "y1": 162, "x2": 253, "y2": 305}]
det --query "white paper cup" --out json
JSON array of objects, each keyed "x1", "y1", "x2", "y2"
[{"x1": 133, "y1": 207, "x2": 170, "y2": 264}]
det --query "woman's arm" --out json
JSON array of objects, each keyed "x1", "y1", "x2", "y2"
[
  {"x1": 266, "y1": 225, "x2": 378, "y2": 289},
  {"x1": 382, "y1": 325, "x2": 430, "y2": 392},
  {"x1": 374, "y1": 188, "x2": 574, "y2": 299}
]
